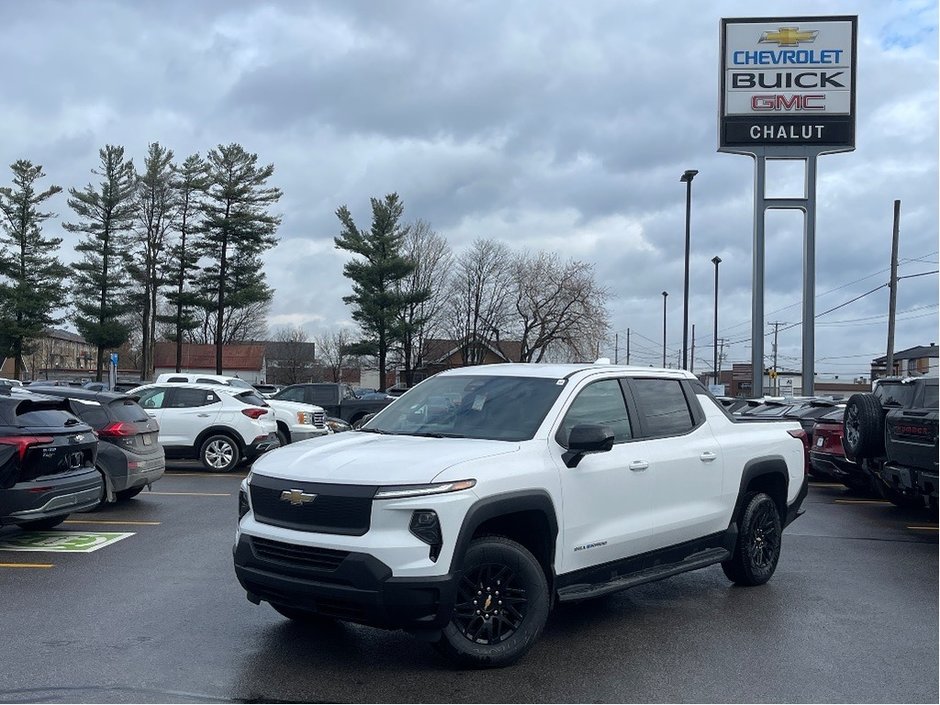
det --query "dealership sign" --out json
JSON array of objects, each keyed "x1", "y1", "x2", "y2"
[{"x1": 719, "y1": 16, "x2": 857, "y2": 151}]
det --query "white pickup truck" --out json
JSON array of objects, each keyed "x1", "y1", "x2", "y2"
[{"x1": 234, "y1": 363, "x2": 809, "y2": 667}]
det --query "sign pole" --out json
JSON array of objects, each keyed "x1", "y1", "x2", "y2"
[
  {"x1": 751, "y1": 154, "x2": 766, "y2": 397},
  {"x1": 802, "y1": 154, "x2": 818, "y2": 395}
]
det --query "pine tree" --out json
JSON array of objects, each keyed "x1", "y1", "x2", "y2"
[
  {"x1": 65, "y1": 145, "x2": 137, "y2": 381},
  {"x1": 199, "y1": 144, "x2": 281, "y2": 372},
  {"x1": 0, "y1": 161, "x2": 69, "y2": 380},
  {"x1": 334, "y1": 193, "x2": 428, "y2": 388},
  {"x1": 129, "y1": 142, "x2": 177, "y2": 380},
  {"x1": 163, "y1": 153, "x2": 208, "y2": 372}
]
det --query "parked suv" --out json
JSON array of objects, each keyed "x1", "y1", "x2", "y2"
[
  {"x1": 234, "y1": 363, "x2": 807, "y2": 667},
  {"x1": 154, "y1": 374, "x2": 328, "y2": 445},
  {"x1": 843, "y1": 376, "x2": 939, "y2": 507},
  {"x1": 25, "y1": 387, "x2": 164, "y2": 504},
  {"x1": 0, "y1": 388, "x2": 101, "y2": 529},
  {"x1": 130, "y1": 383, "x2": 279, "y2": 472}
]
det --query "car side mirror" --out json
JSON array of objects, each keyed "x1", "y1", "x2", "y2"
[{"x1": 562, "y1": 424, "x2": 615, "y2": 468}]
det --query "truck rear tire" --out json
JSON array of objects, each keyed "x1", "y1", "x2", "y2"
[
  {"x1": 844, "y1": 394, "x2": 885, "y2": 460},
  {"x1": 722, "y1": 492, "x2": 781, "y2": 586}
]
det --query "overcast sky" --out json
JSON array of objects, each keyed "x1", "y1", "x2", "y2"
[{"x1": 1, "y1": 0, "x2": 936, "y2": 379}]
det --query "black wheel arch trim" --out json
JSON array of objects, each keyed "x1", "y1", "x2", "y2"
[
  {"x1": 447, "y1": 490, "x2": 559, "y2": 583},
  {"x1": 733, "y1": 456, "x2": 791, "y2": 525},
  {"x1": 194, "y1": 426, "x2": 247, "y2": 454}
]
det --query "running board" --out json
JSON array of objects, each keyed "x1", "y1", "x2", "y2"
[{"x1": 556, "y1": 547, "x2": 731, "y2": 603}]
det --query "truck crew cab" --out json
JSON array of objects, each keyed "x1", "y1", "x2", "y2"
[{"x1": 234, "y1": 363, "x2": 808, "y2": 667}]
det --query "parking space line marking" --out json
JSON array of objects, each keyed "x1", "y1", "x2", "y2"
[
  {"x1": 148, "y1": 491, "x2": 232, "y2": 496},
  {"x1": 0, "y1": 562, "x2": 54, "y2": 568},
  {"x1": 833, "y1": 499, "x2": 891, "y2": 505},
  {"x1": 63, "y1": 520, "x2": 161, "y2": 526},
  {"x1": 164, "y1": 473, "x2": 247, "y2": 478},
  {"x1": 907, "y1": 525, "x2": 939, "y2": 531}
]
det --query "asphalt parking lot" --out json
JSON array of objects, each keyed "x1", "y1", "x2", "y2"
[{"x1": 0, "y1": 466, "x2": 937, "y2": 704}]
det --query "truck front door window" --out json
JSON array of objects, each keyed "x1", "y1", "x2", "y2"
[{"x1": 556, "y1": 380, "x2": 631, "y2": 447}]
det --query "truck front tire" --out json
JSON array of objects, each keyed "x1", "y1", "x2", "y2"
[{"x1": 434, "y1": 536, "x2": 549, "y2": 668}]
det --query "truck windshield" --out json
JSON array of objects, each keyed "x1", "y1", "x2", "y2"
[{"x1": 361, "y1": 375, "x2": 564, "y2": 441}]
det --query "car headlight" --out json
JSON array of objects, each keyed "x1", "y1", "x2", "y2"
[{"x1": 374, "y1": 479, "x2": 476, "y2": 500}]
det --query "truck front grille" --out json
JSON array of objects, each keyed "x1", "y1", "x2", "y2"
[
  {"x1": 249, "y1": 475, "x2": 375, "y2": 535},
  {"x1": 252, "y1": 537, "x2": 348, "y2": 571},
  {"x1": 313, "y1": 411, "x2": 326, "y2": 428}
]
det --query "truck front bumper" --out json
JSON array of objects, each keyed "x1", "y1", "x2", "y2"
[{"x1": 233, "y1": 534, "x2": 456, "y2": 632}]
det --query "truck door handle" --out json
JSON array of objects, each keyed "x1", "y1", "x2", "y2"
[
  {"x1": 197, "y1": 413, "x2": 210, "y2": 418},
  {"x1": 629, "y1": 460, "x2": 649, "y2": 472},
  {"x1": 146, "y1": 413, "x2": 156, "y2": 418},
  {"x1": 700, "y1": 451, "x2": 718, "y2": 462}
]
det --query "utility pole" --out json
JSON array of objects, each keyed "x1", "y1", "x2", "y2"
[
  {"x1": 626, "y1": 328, "x2": 631, "y2": 365},
  {"x1": 769, "y1": 321, "x2": 784, "y2": 395},
  {"x1": 886, "y1": 199, "x2": 901, "y2": 378},
  {"x1": 614, "y1": 332, "x2": 619, "y2": 364},
  {"x1": 690, "y1": 324, "x2": 696, "y2": 375}
]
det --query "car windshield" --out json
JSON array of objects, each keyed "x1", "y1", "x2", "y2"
[
  {"x1": 362, "y1": 374, "x2": 564, "y2": 441},
  {"x1": 227, "y1": 379, "x2": 255, "y2": 390}
]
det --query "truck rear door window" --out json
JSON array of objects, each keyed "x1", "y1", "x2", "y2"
[{"x1": 629, "y1": 378, "x2": 695, "y2": 437}]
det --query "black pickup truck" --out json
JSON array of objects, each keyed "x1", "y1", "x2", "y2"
[
  {"x1": 272, "y1": 383, "x2": 395, "y2": 426},
  {"x1": 843, "y1": 376, "x2": 938, "y2": 508}
]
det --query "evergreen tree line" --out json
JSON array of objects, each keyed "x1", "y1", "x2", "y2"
[
  {"x1": 0, "y1": 143, "x2": 281, "y2": 381},
  {"x1": 334, "y1": 193, "x2": 610, "y2": 388}
]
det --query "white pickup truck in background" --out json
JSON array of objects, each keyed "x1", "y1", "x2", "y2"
[{"x1": 234, "y1": 362, "x2": 809, "y2": 667}]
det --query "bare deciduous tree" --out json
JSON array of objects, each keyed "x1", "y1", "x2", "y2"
[
  {"x1": 445, "y1": 238, "x2": 512, "y2": 366},
  {"x1": 316, "y1": 328, "x2": 354, "y2": 383},
  {"x1": 507, "y1": 252, "x2": 609, "y2": 363},
  {"x1": 397, "y1": 219, "x2": 451, "y2": 385},
  {"x1": 270, "y1": 326, "x2": 315, "y2": 385}
]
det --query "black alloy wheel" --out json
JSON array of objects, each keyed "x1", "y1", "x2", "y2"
[
  {"x1": 722, "y1": 492, "x2": 782, "y2": 586},
  {"x1": 453, "y1": 562, "x2": 528, "y2": 646},
  {"x1": 435, "y1": 536, "x2": 549, "y2": 668}
]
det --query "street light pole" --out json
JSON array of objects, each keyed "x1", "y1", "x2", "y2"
[
  {"x1": 680, "y1": 169, "x2": 698, "y2": 370},
  {"x1": 711, "y1": 255, "x2": 721, "y2": 386},
  {"x1": 662, "y1": 291, "x2": 669, "y2": 367}
]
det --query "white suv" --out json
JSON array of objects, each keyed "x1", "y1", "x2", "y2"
[
  {"x1": 132, "y1": 383, "x2": 279, "y2": 472},
  {"x1": 154, "y1": 374, "x2": 328, "y2": 444}
]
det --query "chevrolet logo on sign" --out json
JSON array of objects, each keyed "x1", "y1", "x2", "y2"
[
  {"x1": 759, "y1": 27, "x2": 819, "y2": 46},
  {"x1": 280, "y1": 489, "x2": 317, "y2": 506}
]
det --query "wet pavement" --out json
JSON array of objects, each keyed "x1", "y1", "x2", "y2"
[{"x1": 1, "y1": 468, "x2": 936, "y2": 703}]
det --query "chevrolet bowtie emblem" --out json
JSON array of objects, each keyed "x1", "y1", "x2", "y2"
[
  {"x1": 280, "y1": 489, "x2": 317, "y2": 506},
  {"x1": 759, "y1": 27, "x2": 819, "y2": 46}
]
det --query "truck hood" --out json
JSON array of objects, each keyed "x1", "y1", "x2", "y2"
[
  {"x1": 266, "y1": 399, "x2": 324, "y2": 414},
  {"x1": 250, "y1": 431, "x2": 519, "y2": 485}
]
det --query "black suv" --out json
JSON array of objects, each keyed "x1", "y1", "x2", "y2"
[
  {"x1": 0, "y1": 388, "x2": 101, "y2": 530},
  {"x1": 844, "y1": 376, "x2": 939, "y2": 508},
  {"x1": 27, "y1": 387, "x2": 165, "y2": 504}
]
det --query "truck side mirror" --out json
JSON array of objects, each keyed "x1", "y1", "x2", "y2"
[{"x1": 562, "y1": 424, "x2": 615, "y2": 468}]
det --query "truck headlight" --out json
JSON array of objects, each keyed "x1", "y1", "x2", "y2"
[
  {"x1": 296, "y1": 411, "x2": 313, "y2": 425},
  {"x1": 374, "y1": 479, "x2": 476, "y2": 500}
]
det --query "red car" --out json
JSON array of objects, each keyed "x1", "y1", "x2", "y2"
[{"x1": 810, "y1": 408, "x2": 875, "y2": 493}]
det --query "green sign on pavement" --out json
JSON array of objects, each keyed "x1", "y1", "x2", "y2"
[{"x1": 0, "y1": 531, "x2": 134, "y2": 553}]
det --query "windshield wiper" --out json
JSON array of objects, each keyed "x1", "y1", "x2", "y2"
[
  {"x1": 406, "y1": 431, "x2": 466, "y2": 439},
  {"x1": 357, "y1": 427, "x2": 392, "y2": 434}
]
